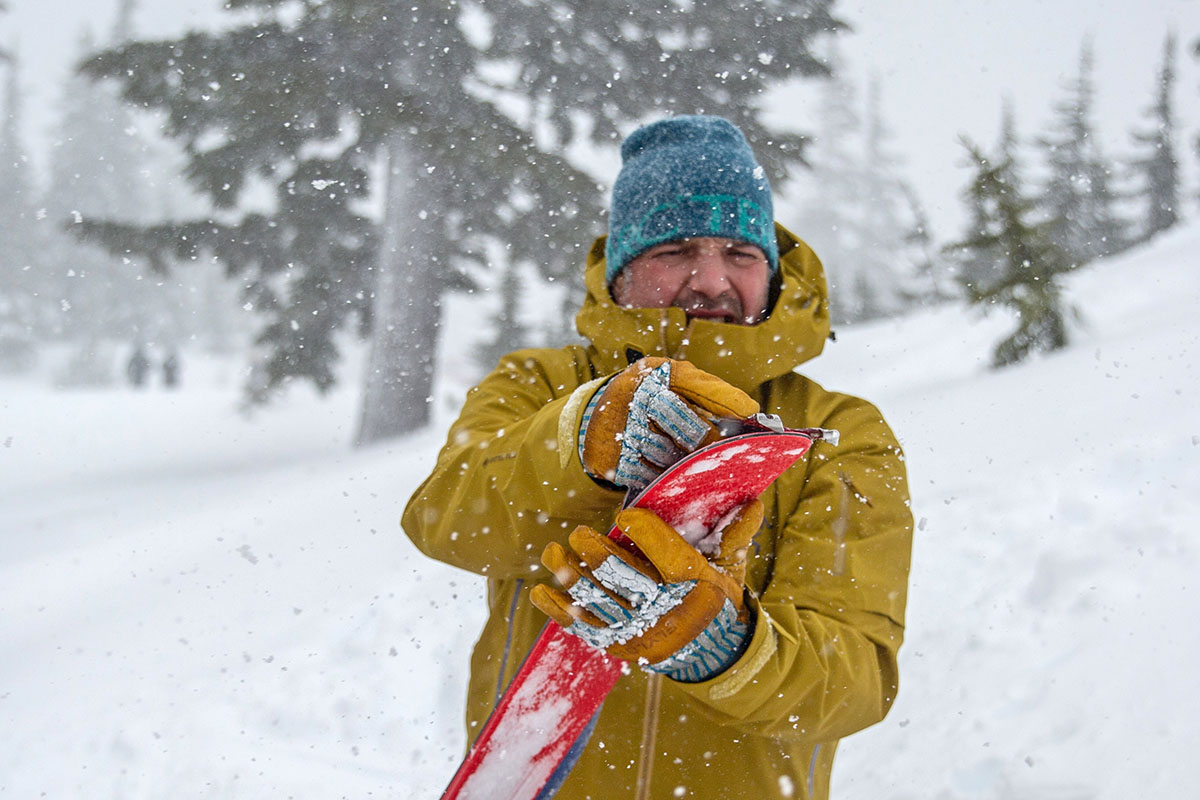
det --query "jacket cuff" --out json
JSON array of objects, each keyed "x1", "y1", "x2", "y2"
[
  {"x1": 513, "y1": 388, "x2": 624, "y2": 522},
  {"x1": 671, "y1": 594, "x2": 778, "y2": 704},
  {"x1": 558, "y1": 374, "x2": 610, "y2": 470}
]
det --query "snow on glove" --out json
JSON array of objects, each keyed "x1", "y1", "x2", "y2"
[
  {"x1": 530, "y1": 499, "x2": 763, "y2": 682},
  {"x1": 580, "y1": 357, "x2": 759, "y2": 493}
]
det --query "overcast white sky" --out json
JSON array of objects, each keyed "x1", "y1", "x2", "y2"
[{"x1": 3, "y1": 0, "x2": 1199, "y2": 238}]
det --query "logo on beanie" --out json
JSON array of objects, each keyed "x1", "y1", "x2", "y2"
[{"x1": 608, "y1": 193, "x2": 774, "y2": 278}]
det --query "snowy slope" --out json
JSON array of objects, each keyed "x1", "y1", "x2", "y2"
[
  {"x1": 807, "y1": 226, "x2": 1200, "y2": 799},
  {"x1": 2, "y1": 224, "x2": 1198, "y2": 799},
  {"x1": 0, "y1": 366, "x2": 488, "y2": 797}
]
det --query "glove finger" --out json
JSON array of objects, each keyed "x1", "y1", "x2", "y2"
[
  {"x1": 542, "y1": 540, "x2": 588, "y2": 590},
  {"x1": 530, "y1": 584, "x2": 585, "y2": 628},
  {"x1": 530, "y1": 582, "x2": 617, "y2": 630},
  {"x1": 560, "y1": 527, "x2": 665, "y2": 617},
  {"x1": 545, "y1": 533, "x2": 643, "y2": 625},
  {"x1": 630, "y1": 427, "x2": 687, "y2": 469},
  {"x1": 566, "y1": 571, "x2": 642, "y2": 627},
  {"x1": 612, "y1": 456, "x2": 662, "y2": 494},
  {"x1": 614, "y1": 400, "x2": 688, "y2": 492},
  {"x1": 713, "y1": 497, "x2": 764, "y2": 567},
  {"x1": 634, "y1": 386, "x2": 711, "y2": 454},
  {"x1": 668, "y1": 360, "x2": 760, "y2": 420},
  {"x1": 588, "y1": 358, "x2": 670, "y2": 436},
  {"x1": 615, "y1": 507, "x2": 711, "y2": 584},
  {"x1": 541, "y1": 537, "x2": 635, "y2": 621},
  {"x1": 567, "y1": 525, "x2": 657, "y2": 576},
  {"x1": 618, "y1": 508, "x2": 746, "y2": 605}
]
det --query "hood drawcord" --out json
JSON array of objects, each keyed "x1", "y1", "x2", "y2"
[
  {"x1": 657, "y1": 309, "x2": 671, "y2": 358},
  {"x1": 634, "y1": 673, "x2": 664, "y2": 800},
  {"x1": 672, "y1": 317, "x2": 697, "y2": 361}
]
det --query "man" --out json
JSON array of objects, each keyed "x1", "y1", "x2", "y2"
[{"x1": 403, "y1": 115, "x2": 912, "y2": 800}]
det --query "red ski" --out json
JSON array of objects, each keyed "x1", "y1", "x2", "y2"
[{"x1": 441, "y1": 415, "x2": 834, "y2": 800}]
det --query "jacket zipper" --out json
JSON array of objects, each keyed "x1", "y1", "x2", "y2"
[{"x1": 492, "y1": 579, "x2": 524, "y2": 705}]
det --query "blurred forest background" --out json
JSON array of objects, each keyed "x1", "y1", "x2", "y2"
[{"x1": 1, "y1": 0, "x2": 1197, "y2": 441}]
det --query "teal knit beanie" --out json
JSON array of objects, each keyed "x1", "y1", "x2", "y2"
[{"x1": 605, "y1": 115, "x2": 778, "y2": 285}]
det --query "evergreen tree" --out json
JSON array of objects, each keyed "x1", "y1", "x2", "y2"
[
  {"x1": 482, "y1": 0, "x2": 839, "y2": 190},
  {"x1": 947, "y1": 131, "x2": 1075, "y2": 368},
  {"x1": 45, "y1": 27, "x2": 158, "y2": 347},
  {"x1": 857, "y1": 74, "x2": 920, "y2": 316},
  {"x1": 473, "y1": 259, "x2": 532, "y2": 375},
  {"x1": 0, "y1": 45, "x2": 49, "y2": 370},
  {"x1": 1129, "y1": 32, "x2": 1181, "y2": 242},
  {"x1": 900, "y1": 180, "x2": 953, "y2": 304},
  {"x1": 0, "y1": 3, "x2": 9, "y2": 63},
  {"x1": 795, "y1": 60, "x2": 920, "y2": 323},
  {"x1": 956, "y1": 97, "x2": 1021, "y2": 295},
  {"x1": 1195, "y1": 37, "x2": 1200, "y2": 166},
  {"x1": 1035, "y1": 39, "x2": 1128, "y2": 265},
  {"x1": 793, "y1": 56, "x2": 863, "y2": 323},
  {"x1": 49, "y1": 5, "x2": 238, "y2": 368},
  {"x1": 81, "y1": 0, "x2": 597, "y2": 441},
  {"x1": 83, "y1": 0, "x2": 841, "y2": 442}
]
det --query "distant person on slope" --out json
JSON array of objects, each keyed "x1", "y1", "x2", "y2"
[
  {"x1": 161, "y1": 350, "x2": 181, "y2": 388},
  {"x1": 126, "y1": 345, "x2": 150, "y2": 388},
  {"x1": 403, "y1": 115, "x2": 913, "y2": 800}
]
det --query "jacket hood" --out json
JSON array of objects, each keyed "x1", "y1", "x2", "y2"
[{"x1": 575, "y1": 223, "x2": 830, "y2": 394}]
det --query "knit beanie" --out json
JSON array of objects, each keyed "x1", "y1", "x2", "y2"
[{"x1": 605, "y1": 115, "x2": 778, "y2": 285}]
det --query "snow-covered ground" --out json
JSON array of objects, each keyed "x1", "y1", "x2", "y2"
[{"x1": 2, "y1": 224, "x2": 1197, "y2": 798}]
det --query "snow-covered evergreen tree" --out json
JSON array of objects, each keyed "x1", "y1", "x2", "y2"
[
  {"x1": 44, "y1": 27, "x2": 157, "y2": 347},
  {"x1": 900, "y1": 181, "x2": 953, "y2": 304},
  {"x1": 80, "y1": 1, "x2": 543, "y2": 439},
  {"x1": 955, "y1": 98, "x2": 1022, "y2": 296},
  {"x1": 1129, "y1": 32, "x2": 1181, "y2": 243},
  {"x1": 473, "y1": 259, "x2": 532, "y2": 376},
  {"x1": 0, "y1": 3, "x2": 9, "y2": 64},
  {"x1": 857, "y1": 75, "x2": 923, "y2": 315},
  {"x1": 948, "y1": 127, "x2": 1075, "y2": 368},
  {"x1": 793, "y1": 59, "x2": 862, "y2": 322},
  {"x1": 1195, "y1": 37, "x2": 1200, "y2": 170},
  {"x1": 1035, "y1": 40, "x2": 1128, "y2": 265},
  {"x1": 794, "y1": 61, "x2": 923, "y2": 324},
  {"x1": 83, "y1": 0, "x2": 842, "y2": 442},
  {"x1": 0, "y1": 45, "x2": 49, "y2": 370},
  {"x1": 35, "y1": 2, "x2": 249, "y2": 383}
]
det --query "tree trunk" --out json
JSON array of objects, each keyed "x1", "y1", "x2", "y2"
[{"x1": 356, "y1": 131, "x2": 443, "y2": 445}]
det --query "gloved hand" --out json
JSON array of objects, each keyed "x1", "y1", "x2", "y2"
[
  {"x1": 530, "y1": 498, "x2": 764, "y2": 682},
  {"x1": 580, "y1": 357, "x2": 759, "y2": 492}
]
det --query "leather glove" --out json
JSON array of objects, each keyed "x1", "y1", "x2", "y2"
[
  {"x1": 530, "y1": 498, "x2": 764, "y2": 682},
  {"x1": 580, "y1": 357, "x2": 759, "y2": 492}
]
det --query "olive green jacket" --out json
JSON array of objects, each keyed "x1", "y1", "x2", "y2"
[{"x1": 402, "y1": 225, "x2": 913, "y2": 800}]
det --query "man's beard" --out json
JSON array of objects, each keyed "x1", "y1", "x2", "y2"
[{"x1": 673, "y1": 289, "x2": 753, "y2": 325}]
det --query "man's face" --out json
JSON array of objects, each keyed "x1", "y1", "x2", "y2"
[{"x1": 611, "y1": 237, "x2": 771, "y2": 325}]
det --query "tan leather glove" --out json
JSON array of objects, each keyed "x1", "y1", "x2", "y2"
[
  {"x1": 580, "y1": 357, "x2": 759, "y2": 492},
  {"x1": 530, "y1": 498, "x2": 763, "y2": 681}
]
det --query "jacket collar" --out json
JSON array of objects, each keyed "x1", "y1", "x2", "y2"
[{"x1": 575, "y1": 223, "x2": 831, "y2": 395}]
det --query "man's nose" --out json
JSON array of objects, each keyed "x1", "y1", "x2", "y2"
[{"x1": 686, "y1": 250, "x2": 732, "y2": 296}]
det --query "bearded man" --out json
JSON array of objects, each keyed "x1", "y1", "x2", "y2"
[{"x1": 404, "y1": 115, "x2": 913, "y2": 800}]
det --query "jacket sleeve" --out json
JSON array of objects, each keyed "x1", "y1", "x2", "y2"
[
  {"x1": 402, "y1": 348, "x2": 625, "y2": 579},
  {"x1": 673, "y1": 389, "x2": 913, "y2": 743}
]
